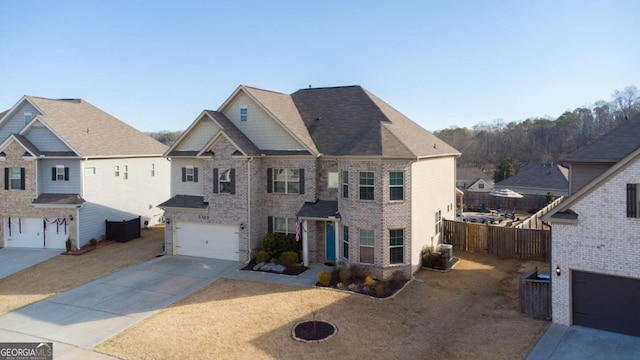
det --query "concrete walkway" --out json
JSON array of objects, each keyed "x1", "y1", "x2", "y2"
[
  {"x1": 527, "y1": 324, "x2": 640, "y2": 359},
  {"x1": 0, "y1": 248, "x2": 61, "y2": 279},
  {"x1": 0, "y1": 255, "x2": 330, "y2": 359}
]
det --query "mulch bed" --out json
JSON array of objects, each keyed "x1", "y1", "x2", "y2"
[
  {"x1": 292, "y1": 321, "x2": 337, "y2": 342},
  {"x1": 241, "y1": 259, "x2": 309, "y2": 276},
  {"x1": 318, "y1": 271, "x2": 409, "y2": 299},
  {"x1": 63, "y1": 240, "x2": 115, "y2": 255}
]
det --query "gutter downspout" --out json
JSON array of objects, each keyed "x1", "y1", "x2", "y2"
[{"x1": 543, "y1": 220, "x2": 553, "y2": 322}]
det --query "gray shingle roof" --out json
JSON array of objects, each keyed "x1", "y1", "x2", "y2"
[
  {"x1": 290, "y1": 86, "x2": 459, "y2": 158},
  {"x1": 457, "y1": 167, "x2": 492, "y2": 182},
  {"x1": 11, "y1": 134, "x2": 42, "y2": 156},
  {"x1": 158, "y1": 195, "x2": 208, "y2": 209},
  {"x1": 496, "y1": 163, "x2": 569, "y2": 191},
  {"x1": 562, "y1": 113, "x2": 640, "y2": 163},
  {"x1": 33, "y1": 193, "x2": 85, "y2": 206},
  {"x1": 296, "y1": 200, "x2": 340, "y2": 219},
  {"x1": 26, "y1": 96, "x2": 167, "y2": 157}
]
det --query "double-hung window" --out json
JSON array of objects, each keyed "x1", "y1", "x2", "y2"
[
  {"x1": 342, "y1": 170, "x2": 349, "y2": 198},
  {"x1": 389, "y1": 171, "x2": 404, "y2": 201},
  {"x1": 24, "y1": 112, "x2": 32, "y2": 125},
  {"x1": 240, "y1": 107, "x2": 248, "y2": 122},
  {"x1": 274, "y1": 168, "x2": 300, "y2": 194},
  {"x1": 219, "y1": 169, "x2": 232, "y2": 193},
  {"x1": 435, "y1": 210, "x2": 442, "y2": 234},
  {"x1": 359, "y1": 172, "x2": 374, "y2": 200},
  {"x1": 343, "y1": 225, "x2": 349, "y2": 260},
  {"x1": 56, "y1": 165, "x2": 65, "y2": 181},
  {"x1": 389, "y1": 229, "x2": 404, "y2": 264},
  {"x1": 359, "y1": 229, "x2": 374, "y2": 264},
  {"x1": 124, "y1": 165, "x2": 129, "y2": 180},
  {"x1": 4, "y1": 167, "x2": 25, "y2": 190},
  {"x1": 273, "y1": 217, "x2": 296, "y2": 234}
]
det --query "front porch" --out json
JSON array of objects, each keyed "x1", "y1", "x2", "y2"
[{"x1": 296, "y1": 200, "x2": 340, "y2": 267}]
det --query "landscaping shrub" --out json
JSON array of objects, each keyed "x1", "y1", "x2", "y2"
[
  {"x1": 90, "y1": 238, "x2": 97, "y2": 246},
  {"x1": 270, "y1": 258, "x2": 279, "y2": 264},
  {"x1": 261, "y1": 233, "x2": 301, "y2": 259},
  {"x1": 279, "y1": 251, "x2": 299, "y2": 268},
  {"x1": 317, "y1": 271, "x2": 331, "y2": 286},
  {"x1": 364, "y1": 276, "x2": 376, "y2": 287},
  {"x1": 65, "y1": 239, "x2": 71, "y2": 252},
  {"x1": 349, "y1": 264, "x2": 372, "y2": 282},
  {"x1": 375, "y1": 283, "x2": 386, "y2": 297},
  {"x1": 339, "y1": 267, "x2": 351, "y2": 284},
  {"x1": 256, "y1": 249, "x2": 269, "y2": 264}
]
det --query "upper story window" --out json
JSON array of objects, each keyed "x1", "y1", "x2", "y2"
[
  {"x1": 359, "y1": 171, "x2": 374, "y2": 201},
  {"x1": 240, "y1": 107, "x2": 248, "y2": 122},
  {"x1": 389, "y1": 171, "x2": 404, "y2": 201},
  {"x1": 214, "y1": 168, "x2": 235, "y2": 194},
  {"x1": 182, "y1": 166, "x2": 198, "y2": 183},
  {"x1": 328, "y1": 172, "x2": 338, "y2": 189},
  {"x1": 479, "y1": 183, "x2": 485, "y2": 189},
  {"x1": 268, "y1": 168, "x2": 304, "y2": 194},
  {"x1": 435, "y1": 210, "x2": 442, "y2": 234},
  {"x1": 4, "y1": 167, "x2": 25, "y2": 190},
  {"x1": 24, "y1": 112, "x2": 32, "y2": 125},
  {"x1": 52, "y1": 166, "x2": 69, "y2": 181},
  {"x1": 115, "y1": 165, "x2": 120, "y2": 177},
  {"x1": 151, "y1": 163, "x2": 155, "y2": 177},
  {"x1": 84, "y1": 167, "x2": 96, "y2": 175},
  {"x1": 124, "y1": 165, "x2": 129, "y2": 180},
  {"x1": 342, "y1": 170, "x2": 349, "y2": 198}
]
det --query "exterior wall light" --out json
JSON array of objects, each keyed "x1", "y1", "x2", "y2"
[
  {"x1": 240, "y1": 223, "x2": 245, "y2": 230},
  {"x1": 556, "y1": 265, "x2": 561, "y2": 276}
]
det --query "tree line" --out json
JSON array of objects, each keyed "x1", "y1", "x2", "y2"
[
  {"x1": 146, "y1": 130, "x2": 183, "y2": 146},
  {"x1": 435, "y1": 85, "x2": 640, "y2": 177}
]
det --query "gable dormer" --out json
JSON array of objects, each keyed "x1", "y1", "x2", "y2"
[
  {"x1": 0, "y1": 98, "x2": 43, "y2": 143},
  {"x1": 219, "y1": 87, "x2": 313, "y2": 152},
  {"x1": 21, "y1": 120, "x2": 76, "y2": 155}
]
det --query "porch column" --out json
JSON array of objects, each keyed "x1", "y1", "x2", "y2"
[{"x1": 302, "y1": 219, "x2": 309, "y2": 267}]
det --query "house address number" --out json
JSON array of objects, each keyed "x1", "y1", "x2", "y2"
[{"x1": 199, "y1": 215, "x2": 210, "y2": 220}]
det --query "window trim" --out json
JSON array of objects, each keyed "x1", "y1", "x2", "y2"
[
  {"x1": 84, "y1": 167, "x2": 96, "y2": 175},
  {"x1": 55, "y1": 165, "x2": 65, "y2": 181},
  {"x1": 389, "y1": 171, "x2": 404, "y2": 201},
  {"x1": 328, "y1": 172, "x2": 339, "y2": 189},
  {"x1": 219, "y1": 168, "x2": 232, "y2": 194},
  {"x1": 273, "y1": 168, "x2": 300, "y2": 194},
  {"x1": 124, "y1": 165, "x2": 129, "y2": 180},
  {"x1": 359, "y1": 171, "x2": 375, "y2": 201},
  {"x1": 24, "y1": 112, "x2": 32, "y2": 124},
  {"x1": 359, "y1": 228, "x2": 375, "y2": 264},
  {"x1": 273, "y1": 217, "x2": 296, "y2": 235},
  {"x1": 151, "y1": 163, "x2": 155, "y2": 177},
  {"x1": 185, "y1": 166, "x2": 194, "y2": 182},
  {"x1": 435, "y1": 210, "x2": 442, "y2": 234},
  {"x1": 240, "y1": 106, "x2": 248, "y2": 122},
  {"x1": 115, "y1": 165, "x2": 120, "y2": 177},
  {"x1": 389, "y1": 229, "x2": 404, "y2": 265},
  {"x1": 10, "y1": 168, "x2": 23, "y2": 190}
]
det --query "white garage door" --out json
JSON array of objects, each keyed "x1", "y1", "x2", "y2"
[
  {"x1": 3, "y1": 218, "x2": 68, "y2": 249},
  {"x1": 174, "y1": 222, "x2": 239, "y2": 261}
]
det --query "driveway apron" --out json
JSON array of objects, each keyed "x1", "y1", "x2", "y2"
[
  {"x1": 0, "y1": 256, "x2": 239, "y2": 359},
  {"x1": 0, "y1": 248, "x2": 61, "y2": 279}
]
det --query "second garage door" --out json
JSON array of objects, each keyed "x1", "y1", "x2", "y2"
[
  {"x1": 573, "y1": 270, "x2": 640, "y2": 337},
  {"x1": 174, "y1": 222, "x2": 239, "y2": 261}
]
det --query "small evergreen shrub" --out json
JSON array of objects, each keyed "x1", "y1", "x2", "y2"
[
  {"x1": 256, "y1": 249, "x2": 269, "y2": 264},
  {"x1": 90, "y1": 238, "x2": 97, "y2": 246},
  {"x1": 279, "y1": 251, "x2": 299, "y2": 268},
  {"x1": 339, "y1": 267, "x2": 351, "y2": 284},
  {"x1": 269, "y1": 258, "x2": 279, "y2": 264},
  {"x1": 318, "y1": 271, "x2": 331, "y2": 286},
  {"x1": 261, "y1": 233, "x2": 301, "y2": 259},
  {"x1": 65, "y1": 239, "x2": 71, "y2": 252},
  {"x1": 375, "y1": 283, "x2": 386, "y2": 297},
  {"x1": 364, "y1": 276, "x2": 376, "y2": 287}
]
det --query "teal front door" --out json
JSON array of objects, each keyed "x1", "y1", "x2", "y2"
[{"x1": 326, "y1": 223, "x2": 336, "y2": 261}]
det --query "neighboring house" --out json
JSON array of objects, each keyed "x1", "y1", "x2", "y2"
[
  {"x1": 159, "y1": 85, "x2": 460, "y2": 279},
  {"x1": 542, "y1": 114, "x2": 640, "y2": 337},
  {"x1": 456, "y1": 167, "x2": 493, "y2": 193},
  {"x1": 0, "y1": 96, "x2": 169, "y2": 250},
  {"x1": 495, "y1": 163, "x2": 569, "y2": 196}
]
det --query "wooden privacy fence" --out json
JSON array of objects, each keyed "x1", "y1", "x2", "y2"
[
  {"x1": 443, "y1": 219, "x2": 550, "y2": 262},
  {"x1": 519, "y1": 267, "x2": 551, "y2": 319},
  {"x1": 516, "y1": 196, "x2": 564, "y2": 230},
  {"x1": 106, "y1": 216, "x2": 141, "y2": 243}
]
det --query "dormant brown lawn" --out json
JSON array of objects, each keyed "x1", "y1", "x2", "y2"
[
  {"x1": 95, "y1": 252, "x2": 550, "y2": 360},
  {"x1": 0, "y1": 226, "x2": 164, "y2": 316}
]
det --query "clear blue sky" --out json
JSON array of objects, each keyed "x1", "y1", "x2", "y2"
[{"x1": 1, "y1": 1, "x2": 638, "y2": 132}]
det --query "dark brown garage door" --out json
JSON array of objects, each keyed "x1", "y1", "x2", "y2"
[{"x1": 572, "y1": 270, "x2": 640, "y2": 337}]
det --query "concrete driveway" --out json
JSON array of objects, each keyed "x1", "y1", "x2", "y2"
[
  {"x1": 527, "y1": 324, "x2": 640, "y2": 359},
  {"x1": 0, "y1": 255, "x2": 240, "y2": 359},
  {"x1": 0, "y1": 248, "x2": 61, "y2": 279}
]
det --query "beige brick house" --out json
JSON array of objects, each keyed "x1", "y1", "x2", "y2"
[
  {"x1": 160, "y1": 85, "x2": 459, "y2": 279},
  {"x1": 543, "y1": 114, "x2": 640, "y2": 337}
]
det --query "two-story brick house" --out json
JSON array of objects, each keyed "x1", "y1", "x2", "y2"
[
  {"x1": 543, "y1": 114, "x2": 640, "y2": 337},
  {"x1": 0, "y1": 96, "x2": 169, "y2": 250},
  {"x1": 160, "y1": 85, "x2": 460, "y2": 279}
]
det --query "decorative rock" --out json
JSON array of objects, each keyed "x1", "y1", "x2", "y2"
[
  {"x1": 272, "y1": 264, "x2": 286, "y2": 273},
  {"x1": 261, "y1": 263, "x2": 275, "y2": 271},
  {"x1": 253, "y1": 262, "x2": 265, "y2": 271}
]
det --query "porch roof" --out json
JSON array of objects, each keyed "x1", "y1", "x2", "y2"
[
  {"x1": 296, "y1": 200, "x2": 340, "y2": 220},
  {"x1": 32, "y1": 193, "x2": 85, "y2": 207},
  {"x1": 158, "y1": 195, "x2": 208, "y2": 209}
]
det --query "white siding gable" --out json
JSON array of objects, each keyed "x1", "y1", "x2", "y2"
[
  {"x1": 23, "y1": 124, "x2": 73, "y2": 152},
  {"x1": 0, "y1": 102, "x2": 42, "y2": 142},
  {"x1": 175, "y1": 118, "x2": 221, "y2": 151},
  {"x1": 222, "y1": 92, "x2": 304, "y2": 151}
]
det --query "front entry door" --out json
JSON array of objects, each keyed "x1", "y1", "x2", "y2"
[{"x1": 326, "y1": 223, "x2": 336, "y2": 261}]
